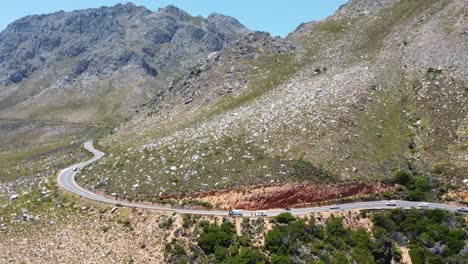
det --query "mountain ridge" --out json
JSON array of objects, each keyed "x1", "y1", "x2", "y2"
[{"x1": 0, "y1": 3, "x2": 251, "y2": 124}]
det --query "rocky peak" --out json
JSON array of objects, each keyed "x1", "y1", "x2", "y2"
[
  {"x1": 157, "y1": 5, "x2": 189, "y2": 17},
  {"x1": 111, "y1": 2, "x2": 150, "y2": 14},
  {"x1": 207, "y1": 13, "x2": 246, "y2": 29},
  {"x1": 336, "y1": 0, "x2": 399, "y2": 18},
  {"x1": 207, "y1": 13, "x2": 251, "y2": 37}
]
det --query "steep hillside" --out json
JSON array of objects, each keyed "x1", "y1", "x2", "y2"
[
  {"x1": 81, "y1": 0, "x2": 467, "y2": 201},
  {"x1": 0, "y1": 3, "x2": 250, "y2": 124}
]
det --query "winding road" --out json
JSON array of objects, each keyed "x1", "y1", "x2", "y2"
[{"x1": 58, "y1": 141, "x2": 464, "y2": 217}]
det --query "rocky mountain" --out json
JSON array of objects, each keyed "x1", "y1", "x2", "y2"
[
  {"x1": 81, "y1": 0, "x2": 467, "y2": 199},
  {"x1": 0, "y1": 3, "x2": 250, "y2": 124}
]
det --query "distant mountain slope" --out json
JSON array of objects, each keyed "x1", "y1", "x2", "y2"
[
  {"x1": 0, "y1": 3, "x2": 250, "y2": 124},
  {"x1": 82, "y1": 0, "x2": 467, "y2": 198}
]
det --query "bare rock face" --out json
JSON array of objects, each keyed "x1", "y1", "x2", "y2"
[
  {"x1": 207, "y1": 13, "x2": 252, "y2": 38},
  {"x1": 0, "y1": 3, "x2": 250, "y2": 123}
]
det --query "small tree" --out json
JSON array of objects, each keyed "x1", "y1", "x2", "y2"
[
  {"x1": 394, "y1": 171, "x2": 412, "y2": 185},
  {"x1": 275, "y1": 213, "x2": 296, "y2": 224},
  {"x1": 223, "y1": 248, "x2": 268, "y2": 264},
  {"x1": 197, "y1": 221, "x2": 236, "y2": 254}
]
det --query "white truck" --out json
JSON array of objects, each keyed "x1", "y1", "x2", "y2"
[{"x1": 228, "y1": 210, "x2": 243, "y2": 216}]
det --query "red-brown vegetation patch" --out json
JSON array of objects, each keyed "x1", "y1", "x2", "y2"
[{"x1": 175, "y1": 182, "x2": 394, "y2": 210}]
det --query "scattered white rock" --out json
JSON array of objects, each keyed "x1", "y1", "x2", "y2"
[{"x1": 191, "y1": 155, "x2": 200, "y2": 161}]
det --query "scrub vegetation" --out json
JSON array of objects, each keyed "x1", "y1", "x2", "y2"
[{"x1": 163, "y1": 209, "x2": 467, "y2": 264}]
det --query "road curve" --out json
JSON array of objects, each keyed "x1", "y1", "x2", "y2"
[{"x1": 58, "y1": 141, "x2": 464, "y2": 217}]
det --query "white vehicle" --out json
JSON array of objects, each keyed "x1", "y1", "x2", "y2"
[
  {"x1": 72, "y1": 167, "x2": 78, "y2": 172},
  {"x1": 329, "y1": 205, "x2": 340, "y2": 210},
  {"x1": 386, "y1": 201, "x2": 396, "y2": 206},
  {"x1": 228, "y1": 210, "x2": 243, "y2": 216},
  {"x1": 255, "y1": 211, "x2": 267, "y2": 217},
  {"x1": 457, "y1": 207, "x2": 468, "y2": 213},
  {"x1": 418, "y1": 202, "x2": 429, "y2": 208}
]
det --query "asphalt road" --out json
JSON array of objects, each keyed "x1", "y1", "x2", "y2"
[{"x1": 58, "y1": 141, "x2": 464, "y2": 217}]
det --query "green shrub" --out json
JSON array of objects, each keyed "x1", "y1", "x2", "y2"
[
  {"x1": 198, "y1": 220, "x2": 210, "y2": 228},
  {"x1": 197, "y1": 221, "x2": 236, "y2": 254},
  {"x1": 159, "y1": 217, "x2": 174, "y2": 229},
  {"x1": 265, "y1": 227, "x2": 288, "y2": 254},
  {"x1": 326, "y1": 217, "x2": 347, "y2": 237},
  {"x1": 413, "y1": 178, "x2": 432, "y2": 192},
  {"x1": 182, "y1": 215, "x2": 191, "y2": 228},
  {"x1": 223, "y1": 248, "x2": 268, "y2": 264},
  {"x1": 333, "y1": 252, "x2": 350, "y2": 264},
  {"x1": 394, "y1": 170, "x2": 412, "y2": 185},
  {"x1": 409, "y1": 245, "x2": 426, "y2": 264},
  {"x1": 446, "y1": 229, "x2": 466, "y2": 255},
  {"x1": 274, "y1": 213, "x2": 296, "y2": 224},
  {"x1": 407, "y1": 189, "x2": 425, "y2": 201},
  {"x1": 118, "y1": 218, "x2": 131, "y2": 228},
  {"x1": 271, "y1": 254, "x2": 294, "y2": 264},
  {"x1": 290, "y1": 158, "x2": 331, "y2": 180}
]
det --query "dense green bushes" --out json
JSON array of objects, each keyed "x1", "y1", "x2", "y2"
[
  {"x1": 373, "y1": 209, "x2": 467, "y2": 263},
  {"x1": 289, "y1": 158, "x2": 334, "y2": 181},
  {"x1": 196, "y1": 220, "x2": 268, "y2": 263},
  {"x1": 274, "y1": 212, "x2": 296, "y2": 224},
  {"x1": 264, "y1": 214, "x2": 398, "y2": 263},
  {"x1": 197, "y1": 221, "x2": 237, "y2": 254},
  {"x1": 166, "y1": 209, "x2": 466, "y2": 263},
  {"x1": 392, "y1": 170, "x2": 439, "y2": 201}
]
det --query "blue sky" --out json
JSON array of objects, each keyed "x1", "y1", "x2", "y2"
[{"x1": 0, "y1": 0, "x2": 348, "y2": 37}]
